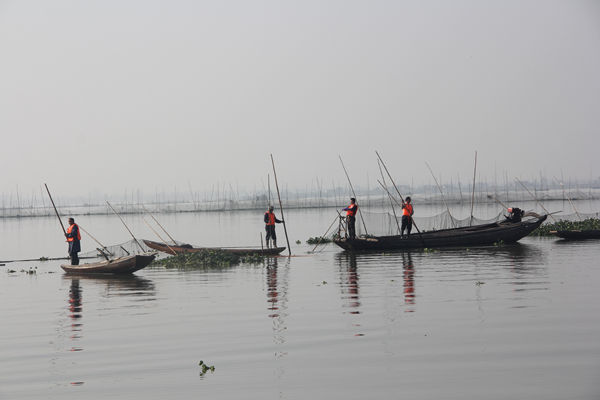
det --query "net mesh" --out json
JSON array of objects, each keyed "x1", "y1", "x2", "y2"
[
  {"x1": 353, "y1": 210, "x2": 507, "y2": 236},
  {"x1": 80, "y1": 239, "x2": 155, "y2": 259}
]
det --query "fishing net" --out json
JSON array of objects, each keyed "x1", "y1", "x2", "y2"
[
  {"x1": 352, "y1": 210, "x2": 507, "y2": 236},
  {"x1": 80, "y1": 239, "x2": 155, "y2": 259}
]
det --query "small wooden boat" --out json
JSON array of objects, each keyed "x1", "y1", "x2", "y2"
[
  {"x1": 143, "y1": 239, "x2": 286, "y2": 256},
  {"x1": 61, "y1": 253, "x2": 156, "y2": 274},
  {"x1": 550, "y1": 230, "x2": 600, "y2": 240},
  {"x1": 333, "y1": 215, "x2": 547, "y2": 251}
]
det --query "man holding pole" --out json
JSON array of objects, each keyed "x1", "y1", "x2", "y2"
[
  {"x1": 264, "y1": 206, "x2": 283, "y2": 248},
  {"x1": 401, "y1": 197, "x2": 414, "y2": 237},
  {"x1": 343, "y1": 198, "x2": 358, "y2": 239},
  {"x1": 66, "y1": 217, "x2": 81, "y2": 265}
]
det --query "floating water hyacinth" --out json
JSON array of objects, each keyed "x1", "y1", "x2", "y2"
[
  {"x1": 531, "y1": 218, "x2": 600, "y2": 236},
  {"x1": 152, "y1": 249, "x2": 266, "y2": 270}
]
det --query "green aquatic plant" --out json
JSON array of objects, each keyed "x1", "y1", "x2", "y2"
[
  {"x1": 198, "y1": 360, "x2": 215, "y2": 376},
  {"x1": 306, "y1": 236, "x2": 332, "y2": 245},
  {"x1": 39, "y1": 257, "x2": 49, "y2": 261},
  {"x1": 530, "y1": 218, "x2": 600, "y2": 236},
  {"x1": 295, "y1": 240, "x2": 301, "y2": 245},
  {"x1": 152, "y1": 249, "x2": 266, "y2": 270}
]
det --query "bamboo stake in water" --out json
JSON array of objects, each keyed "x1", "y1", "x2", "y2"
[
  {"x1": 554, "y1": 177, "x2": 581, "y2": 221},
  {"x1": 270, "y1": 154, "x2": 291, "y2": 256},
  {"x1": 470, "y1": 151, "x2": 477, "y2": 226},
  {"x1": 106, "y1": 201, "x2": 146, "y2": 252}
]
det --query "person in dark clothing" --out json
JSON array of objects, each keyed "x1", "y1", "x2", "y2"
[
  {"x1": 343, "y1": 198, "x2": 358, "y2": 239},
  {"x1": 66, "y1": 217, "x2": 81, "y2": 265},
  {"x1": 506, "y1": 207, "x2": 524, "y2": 223},
  {"x1": 264, "y1": 206, "x2": 283, "y2": 248},
  {"x1": 401, "y1": 196, "x2": 414, "y2": 236}
]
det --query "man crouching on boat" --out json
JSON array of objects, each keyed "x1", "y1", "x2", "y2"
[
  {"x1": 505, "y1": 207, "x2": 524, "y2": 223},
  {"x1": 264, "y1": 206, "x2": 283, "y2": 248},
  {"x1": 401, "y1": 197, "x2": 414, "y2": 236}
]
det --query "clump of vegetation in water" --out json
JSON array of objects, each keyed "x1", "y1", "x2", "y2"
[
  {"x1": 152, "y1": 249, "x2": 266, "y2": 269},
  {"x1": 530, "y1": 218, "x2": 600, "y2": 236},
  {"x1": 198, "y1": 360, "x2": 215, "y2": 376},
  {"x1": 306, "y1": 236, "x2": 332, "y2": 245},
  {"x1": 39, "y1": 257, "x2": 49, "y2": 261}
]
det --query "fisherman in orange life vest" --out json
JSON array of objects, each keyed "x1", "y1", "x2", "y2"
[
  {"x1": 264, "y1": 206, "x2": 283, "y2": 248},
  {"x1": 65, "y1": 217, "x2": 81, "y2": 265},
  {"x1": 401, "y1": 196, "x2": 414, "y2": 236},
  {"x1": 343, "y1": 198, "x2": 358, "y2": 239}
]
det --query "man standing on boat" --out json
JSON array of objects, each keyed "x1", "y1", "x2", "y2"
[
  {"x1": 66, "y1": 217, "x2": 81, "y2": 265},
  {"x1": 401, "y1": 197, "x2": 414, "y2": 236},
  {"x1": 264, "y1": 206, "x2": 283, "y2": 248},
  {"x1": 343, "y1": 198, "x2": 358, "y2": 239}
]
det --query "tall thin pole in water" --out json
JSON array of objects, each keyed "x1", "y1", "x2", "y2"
[
  {"x1": 470, "y1": 151, "x2": 477, "y2": 226},
  {"x1": 270, "y1": 154, "x2": 291, "y2": 256}
]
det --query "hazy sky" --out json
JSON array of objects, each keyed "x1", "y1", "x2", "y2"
[{"x1": 1, "y1": 1, "x2": 599, "y2": 200}]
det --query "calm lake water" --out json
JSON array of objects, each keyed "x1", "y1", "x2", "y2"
[{"x1": 1, "y1": 204, "x2": 599, "y2": 399}]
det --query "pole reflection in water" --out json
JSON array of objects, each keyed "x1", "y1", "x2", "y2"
[
  {"x1": 265, "y1": 257, "x2": 289, "y2": 353},
  {"x1": 337, "y1": 253, "x2": 360, "y2": 314},
  {"x1": 68, "y1": 279, "x2": 84, "y2": 346},
  {"x1": 401, "y1": 252, "x2": 416, "y2": 312}
]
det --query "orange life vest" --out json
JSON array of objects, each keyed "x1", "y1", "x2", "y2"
[
  {"x1": 66, "y1": 223, "x2": 81, "y2": 241},
  {"x1": 265, "y1": 212, "x2": 276, "y2": 226},
  {"x1": 346, "y1": 203, "x2": 357, "y2": 217},
  {"x1": 402, "y1": 204, "x2": 413, "y2": 216}
]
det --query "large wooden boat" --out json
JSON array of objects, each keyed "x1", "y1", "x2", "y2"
[
  {"x1": 333, "y1": 215, "x2": 547, "y2": 251},
  {"x1": 61, "y1": 253, "x2": 156, "y2": 274},
  {"x1": 142, "y1": 239, "x2": 286, "y2": 256},
  {"x1": 551, "y1": 230, "x2": 600, "y2": 240}
]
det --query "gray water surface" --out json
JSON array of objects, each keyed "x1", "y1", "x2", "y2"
[{"x1": 1, "y1": 207, "x2": 599, "y2": 399}]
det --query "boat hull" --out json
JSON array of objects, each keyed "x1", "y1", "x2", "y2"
[
  {"x1": 61, "y1": 253, "x2": 156, "y2": 274},
  {"x1": 334, "y1": 216, "x2": 547, "y2": 251},
  {"x1": 143, "y1": 239, "x2": 286, "y2": 256},
  {"x1": 553, "y1": 230, "x2": 600, "y2": 240}
]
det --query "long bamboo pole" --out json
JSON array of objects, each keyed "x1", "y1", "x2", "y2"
[
  {"x1": 515, "y1": 178, "x2": 557, "y2": 222},
  {"x1": 142, "y1": 205, "x2": 177, "y2": 244},
  {"x1": 339, "y1": 155, "x2": 368, "y2": 235},
  {"x1": 377, "y1": 160, "x2": 401, "y2": 234},
  {"x1": 78, "y1": 225, "x2": 113, "y2": 257},
  {"x1": 470, "y1": 151, "x2": 477, "y2": 226},
  {"x1": 425, "y1": 161, "x2": 456, "y2": 228},
  {"x1": 106, "y1": 201, "x2": 146, "y2": 252},
  {"x1": 142, "y1": 217, "x2": 177, "y2": 255},
  {"x1": 310, "y1": 214, "x2": 340, "y2": 253},
  {"x1": 44, "y1": 183, "x2": 67, "y2": 237},
  {"x1": 374, "y1": 151, "x2": 422, "y2": 235},
  {"x1": 270, "y1": 154, "x2": 291, "y2": 256}
]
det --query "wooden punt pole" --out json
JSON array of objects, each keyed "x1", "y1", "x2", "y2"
[
  {"x1": 339, "y1": 155, "x2": 368, "y2": 235},
  {"x1": 44, "y1": 183, "x2": 67, "y2": 237},
  {"x1": 470, "y1": 151, "x2": 477, "y2": 226},
  {"x1": 270, "y1": 154, "x2": 291, "y2": 256},
  {"x1": 374, "y1": 151, "x2": 422, "y2": 234}
]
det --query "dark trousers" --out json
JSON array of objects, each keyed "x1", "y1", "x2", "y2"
[
  {"x1": 69, "y1": 251, "x2": 80, "y2": 265},
  {"x1": 347, "y1": 215, "x2": 356, "y2": 239},
  {"x1": 68, "y1": 241, "x2": 80, "y2": 265},
  {"x1": 265, "y1": 225, "x2": 277, "y2": 242},
  {"x1": 401, "y1": 215, "x2": 413, "y2": 236}
]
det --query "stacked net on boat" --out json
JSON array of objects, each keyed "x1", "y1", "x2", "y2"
[
  {"x1": 353, "y1": 210, "x2": 506, "y2": 236},
  {"x1": 80, "y1": 239, "x2": 154, "y2": 258}
]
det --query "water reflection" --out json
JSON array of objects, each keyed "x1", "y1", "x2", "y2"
[
  {"x1": 68, "y1": 279, "x2": 83, "y2": 343},
  {"x1": 401, "y1": 252, "x2": 415, "y2": 311},
  {"x1": 265, "y1": 257, "x2": 289, "y2": 351},
  {"x1": 336, "y1": 253, "x2": 360, "y2": 314},
  {"x1": 64, "y1": 274, "x2": 156, "y2": 299}
]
